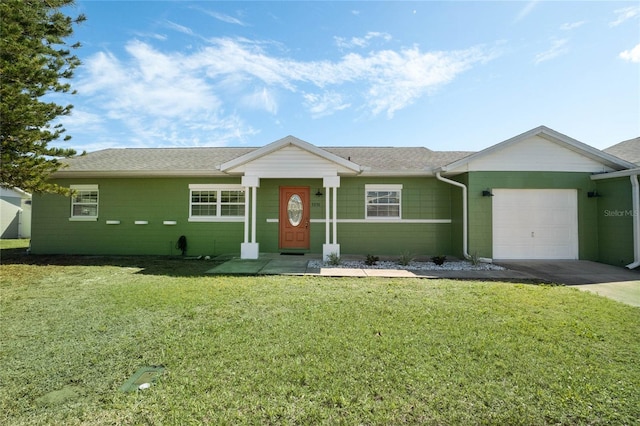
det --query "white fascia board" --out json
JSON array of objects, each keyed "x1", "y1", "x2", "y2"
[
  {"x1": 440, "y1": 125, "x2": 635, "y2": 173},
  {"x1": 537, "y1": 128, "x2": 637, "y2": 170},
  {"x1": 590, "y1": 167, "x2": 640, "y2": 180},
  {"x1": 219, "y1": 135, "x2": 362, "y2": 173}
]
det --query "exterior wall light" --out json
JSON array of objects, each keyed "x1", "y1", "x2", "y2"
[
  {"x1": 315, "y1": 189, "x2": 323, "y2": 197},
  {"x1": 587, "y1": 191, "x2": 601, "y2": 198},
  {"x1": 482, "y1": 190, "x2": 494, "y2": 197}
]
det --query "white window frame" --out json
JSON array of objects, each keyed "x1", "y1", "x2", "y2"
[
  {"x1": 69, "y1": 184, "x2": 99, "y2": 221},
  {"x1": 365, "y1": 184, "x2": 402, "y2": 220},
  {"x1": 188, "y1": 184, "x2": 245, "y2": 222}
]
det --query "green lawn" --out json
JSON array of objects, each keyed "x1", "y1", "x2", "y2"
[{"x1": 1, "y1": 252, "x2": 639, "y2": 425}]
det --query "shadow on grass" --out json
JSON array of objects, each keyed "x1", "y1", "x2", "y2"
[{"x1": 0, "y1": 248, "x2": 230, "y2": 277}]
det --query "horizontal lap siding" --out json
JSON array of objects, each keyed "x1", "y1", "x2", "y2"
[
  {"x1": 336, "y1": 177, "x2": 453, "y2": 255},
  {"x1": 595, "y1": 177, "x2": 634, "y2": 267},
  {"x1": 31, "y1": 178, "x2": 243, "y2": 255},
  {"x1": 339, "y1": 223, "x2": 452, "y2": 256},
  {"x1": 32, "y1": 176, "x2": 455, "y2": 256}
]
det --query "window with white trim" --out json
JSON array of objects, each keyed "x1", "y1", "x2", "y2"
[
  {"x1": 365, "y1": 184, "x2": 402, "y2": 219},
  {"x1": 70, "y1": 184, "x2": 99, "y2": 221},
  {"x1": 189, "y1": 184, "x2": 245, "y2": 221}
]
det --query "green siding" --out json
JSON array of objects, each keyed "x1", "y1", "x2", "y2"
[
  {"x1": 465, "y1": 171, "x2": 600, "y2": 260},
  {"x1": 32, "y1": 176, "x2": 455, "y2": 257},
  {"x1": 33, "y1": 172, "x2": 635, "y2": 264},
  {"x1": 449, "y1": 175, "x2": 466, "y2": 258},
  {"x1": 595, "y1": 177, "x2": 635, "y2": 267},
  {"x1": 32, "y1": 178, "x2": 244, "y2": 255},
  {"x1": 255, "y1": 177, "x2": 454, "y2": 256}
]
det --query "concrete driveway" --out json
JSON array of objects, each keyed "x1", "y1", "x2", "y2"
[{"x1": 497, "y1": 260, "x2": 640, "y2": 307}]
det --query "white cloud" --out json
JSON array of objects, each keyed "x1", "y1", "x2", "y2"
[
  {"x1": 132, "y1": 31, "x2": 168, "y2": 41},
  {"x1": 560, "y1": 21, "x2": 586, "y2": 31},
  {"x1": 241, "y1": 87, "x2": 278, "y2": 114},
  {"x1": 163, "y1": 20, "x2": 194, "y2": 36},
  {"x1": 198, "y1": 8, "x2": 247, "y2": 26},
  {"x1": 76, "y1": 41, "x2": 255, "y2": 147},
  {"x1": 334, "y1": 32, "x2": 392, "y2": 49},
  {"x1": 63, "y1": 109, "x2": 105, "y2": 132},
  {"x1": 534, "y1": 39, "x2": 569, "y2": 64},
  {"x1": 188, "y1": 37, "x2": 497, "y2": 116},
  {"x1": 610, "y1": 6, "x2": 640, "y2": 27},
  {"x1": 74, "y1": 37, "x2": 498, "y2": 146},
  {"x1": 513, "y1": 1, "x2": 539, "y2": 23},
  {"x1": 303, "y1": 92, "x2": 351, "y2": 118},
  {"x1": 620, "y1": 43, "x2": 640, "y2": 63}
]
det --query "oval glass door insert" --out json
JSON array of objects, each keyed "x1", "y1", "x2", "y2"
[{"x1": 287, "y1": 194, "x2": 303, "y2": 226}]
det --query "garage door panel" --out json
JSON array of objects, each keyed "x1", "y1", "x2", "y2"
[{"x1": 492, "y1": 189, "x2": 578, "y2": 260}]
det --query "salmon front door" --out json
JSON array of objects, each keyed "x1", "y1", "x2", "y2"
[{"x1": 279, "y1": 186, "x2": 310, "y2": 250}]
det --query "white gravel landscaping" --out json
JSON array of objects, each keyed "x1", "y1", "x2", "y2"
[{"x1": 308, "y1": 259, "x2": 506, "y2": 271}]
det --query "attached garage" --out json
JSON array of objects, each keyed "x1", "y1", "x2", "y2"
[{"x1": 492, "y1": 189, "x2": 578, "y2": 260}]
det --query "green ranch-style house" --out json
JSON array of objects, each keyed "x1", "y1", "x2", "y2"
[{"x1": 31, "y1": 126, "x2": 640, "y2": 269}]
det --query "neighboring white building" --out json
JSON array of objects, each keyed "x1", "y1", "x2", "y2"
[{"x1": 0, "y1": 187, "x2": 32, "y2": 239}]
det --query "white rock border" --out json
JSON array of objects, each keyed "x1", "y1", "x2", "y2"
[{"x1": 308, "y1": 260, "x2": 506, "y2": 271}]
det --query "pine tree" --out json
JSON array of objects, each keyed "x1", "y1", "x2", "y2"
[{"x1": 0, "y1": 0, "x2": 86, "y2": 194}]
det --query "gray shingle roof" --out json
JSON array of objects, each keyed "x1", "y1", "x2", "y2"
[
  {"x1": 604, "y1": 137, "x2": 640, "y2": 165},
  {"x1": 55, "y1": 146, "x2": 474, "y2": 177},
  {"x1": 59, "y1": 147, "x2": 255, "y2": 174}
]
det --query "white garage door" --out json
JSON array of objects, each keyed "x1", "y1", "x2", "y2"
[{"x1": 492, "y1": 189, "x2": 578, "y2": 260}]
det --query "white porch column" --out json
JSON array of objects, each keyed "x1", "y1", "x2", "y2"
[
  {"x1": 332, "y1": 186, "x2": 338, "y2": 244},
  {"x1": 251, "y1": 182, "x2": 258, "y2": 244},
  {"x1": 322, "y1": 176, "x2": 341, "y2": 261},
  {"x1": 241, "y1": 175, "x2": 260, "y2": 259},
  {"x1": 325, "y1": 184, "x2": 331, "y2": 245}
]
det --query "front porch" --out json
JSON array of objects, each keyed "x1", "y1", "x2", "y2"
[{"x1": 219, "y1": 136, "x2": 362, "y2": 260}]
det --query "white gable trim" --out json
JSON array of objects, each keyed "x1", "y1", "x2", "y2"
[
  {"x1": 219, "y1": 135, "x2": 362, "y2": 176},
  {"x1": 438, "y1": 126, "x2": 636, "y2": 174}
]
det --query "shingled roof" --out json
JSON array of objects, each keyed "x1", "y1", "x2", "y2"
[
  {"x1": 604, "y1": 137, "x2": 640, "y2": 165},
  {"x1": 54, "y1": 146, "x2": 474, "y2": 177}
]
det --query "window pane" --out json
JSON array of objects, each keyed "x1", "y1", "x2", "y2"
[
  {"x1": 367, "y1": 205, "x2": 379, "y2": 217},
  {"x1": 192, "y1": 191, "x2": 216, "y2": 203},
  {"x1": 366, "y1": 189, "x2": 400, "y2": 218},
  {"x1": 367, "y1": 191, "x2": 399, "y2": 204},
  {"x1": 74, "y1": 191, "x2": 98, "y2": 203},
  {"x1": 221, "y1": 191, "x2": 245, "y2": 203},
  {"x1": 221, "y1": 205, "x2": 244, "y2": 216},
  {"x1": 192, "y1": 205, "x2": 216, "y2": 216},
  {"x1": 73, "y1": 204, "x2": 98, "y2": 217}
]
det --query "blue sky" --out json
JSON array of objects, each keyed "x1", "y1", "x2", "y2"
[{"x1": 57, "y1": 1, "x2": 640, "y2": 152}]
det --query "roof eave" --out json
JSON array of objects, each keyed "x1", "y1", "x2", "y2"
[
  {"x1": 590, "y1": 167, "x2": 640, "y2": 180},
  {"x1": 440, "y1": 125, "x2": 636, "y2": 173},
  {"x1": 50, "y1": 170, "x2": 228, "y2": 179}
]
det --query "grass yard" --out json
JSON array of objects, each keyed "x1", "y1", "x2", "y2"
[{"x1": 1, "y1": 245, "x2": 639, "y2": 425}]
